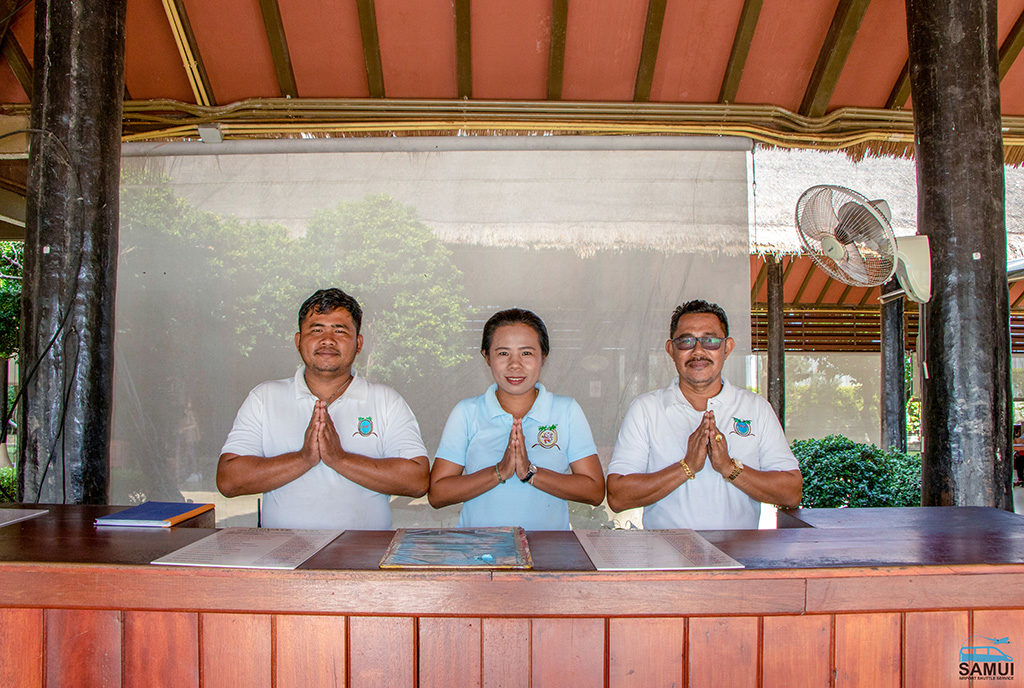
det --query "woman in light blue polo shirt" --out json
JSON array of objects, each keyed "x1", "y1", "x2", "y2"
[{"x1": 428, "y1": 308, "x2": 605, "y2": 530}]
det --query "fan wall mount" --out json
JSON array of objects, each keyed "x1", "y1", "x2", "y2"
[{"x1": 794, "y1": 185, "x2": 931, "y2": 303}]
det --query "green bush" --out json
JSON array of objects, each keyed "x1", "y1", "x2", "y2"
[
  {"x1": 0, "y1": 466, "x2": 14, "y2": 502},
  {"x1": 792, "y1": 435, "x2": 921, "y2": 508}
]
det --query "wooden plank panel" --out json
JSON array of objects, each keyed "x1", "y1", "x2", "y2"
[
  {"x1": 0, "y1": 559, "x2": 806, "y2": 617},
  {"x1": 420, "y1": 617, "x2": 481, "y2": 688},
  {"x1": 482, "y1": 618, "x2": 530, "y2": 688},
  {"x1": 609, "y1": 617, "x2": 684, "y2": 688},
  {"x1": 834, "y1": 613, "x2": 901, "y2": 688},
  {"x1": 688, "y1": 616, "x2": 758, "y2": 688},
  {"x1": 200, "y1": 613, "x2": 271, "y2": 688},
  {"x1": 762, "y1": 615, "x2": 831, "y2": 688},
  {"x1": 0, "y1": 608, "x2": 42, "y2": 688},
  {"x1": 970, "y1": 609, "x2": 1024, "y2": 676},
  {"x1": 808, "y1": 572, "x2": 1024, "y2": 613},
  {"x1": 904, "y1": 611, "x2": 969, "y2": 688},
  {"x1": 124, "y1": 611, "x2": 198, "y2": 688},
  {"x1": 275, "y1": 615, "x2": 347, "y2": 688},
  {"x1": 350, "y1": 616, "x2": 415, "y2": 688},
  {"x1": 46, "y1": 609, "x2": 122, "y2": 688},
  {"x1": 532, "y1": 618, "x2": 605, "y2": 687}
]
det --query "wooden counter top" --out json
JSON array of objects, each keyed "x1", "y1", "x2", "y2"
[{"x1": 2, "y1": 504, "x2": 1023, "y2": 687}]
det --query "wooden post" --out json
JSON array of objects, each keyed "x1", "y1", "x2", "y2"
[
  {"x1": 766, "y1": 254, "x2": 785, "y2": 428},
  {"x1": 907, "y1": 0, "x2": 1012, "y2": 508},
  {"x1": 19, "y1": 1, "x2": 127, "y2": 502},
  {"x1": 880, "y1": 279, "x2": 906, "y2": 453}
]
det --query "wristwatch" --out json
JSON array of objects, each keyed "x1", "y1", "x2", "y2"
[
  {"x1": 521, "y1": 463, "x2": 538, "y2": 483},
  {"x1": 727, "y1": 459, "x2": 744, "y2": 482}
]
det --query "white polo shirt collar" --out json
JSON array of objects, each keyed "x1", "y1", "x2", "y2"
[
  {"x1": 293, "y1": 366, "x2": 368, "y2": 404},
  {"x1": 664, "y1": 377, "x2": 737, "y2": 412},
  {"x1": 483, "y1": 382, "x2": 553, "y2": 421}
]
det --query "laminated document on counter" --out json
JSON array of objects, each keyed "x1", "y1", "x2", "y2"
[
  {"x1": 151, "y1": 527, "x2": 342, "y2": 570},
  {"x1": 575, "y1": 529, "x2": 744, "y2": 570},
  {"x1": 0, "y1": 508, "x2": 47, "y2": 529}
]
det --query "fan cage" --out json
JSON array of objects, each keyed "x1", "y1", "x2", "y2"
[{"x1": 794, "y1": 184, "x2": 897, "y2": 288}]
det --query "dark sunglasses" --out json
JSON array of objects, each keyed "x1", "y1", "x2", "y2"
[{"x1": 672, "y1": 335, "x2": 725, "y2": 351}]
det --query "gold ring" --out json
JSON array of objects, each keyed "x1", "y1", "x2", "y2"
[{"x1": 715, "y1": 434, "x2": 724, "y2": 443}]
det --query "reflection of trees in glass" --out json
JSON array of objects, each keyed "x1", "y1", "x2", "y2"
[
  {"x1": 304, "y1": 195, "x2": 470, "y2": 390},
  {"x1": 785, "y1": 354, "x2": 879, "y2": 445},
  {"x1": 0, "y1": 241, "x2": 20, "y2": 359},
  {"x1": 0, "y1": 241, "x2": 21, "y2": 471},
  {"x1": 117, "y1": 176, "x2": 469, "y2": 500}
]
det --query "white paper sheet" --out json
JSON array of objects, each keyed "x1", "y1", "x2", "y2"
[
  {"x1": 0, "y1": 508, "x2": 47, "y2": 528},
  {"x1": 575, "y1": 529, "x2": 743, "y2": 571},
  {"x1": 151, "y1": 527, "x2": 342, "y2": 570}
]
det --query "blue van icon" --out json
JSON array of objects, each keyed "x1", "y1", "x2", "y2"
[{"x1": 960, "y1": 646, "x2": 1013, "y2": 663}]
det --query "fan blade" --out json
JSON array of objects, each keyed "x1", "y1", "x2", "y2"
[
  {"x1": 842, "y1": 242, "x2": 872, "y2": 284},
  {"x1": 802, "y1": 187, "x2": 838, "y2": 240},
  {"x1": 835, "y1": 201, "x2": 880, "y2": 245}
]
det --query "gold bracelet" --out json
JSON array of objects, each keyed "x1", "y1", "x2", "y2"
[
  {"x1": 679, "y1": 459, "x2": 694, "y2": 480},
  {"x1": 727, "y1": 459, "x2": 744, "y2": 482},
  {"x1": 495, "y1": 464, "x2": 506, "y2": 484}
]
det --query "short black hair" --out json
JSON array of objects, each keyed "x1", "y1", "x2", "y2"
[
  {"x1": 670, "y1": 300, "x2": 729, "y2": 338},
  {"x1": 481, "y1": 308, "x2": 550, "y2": 356},
  {"x1": 298, "y1": 288, "x2": 363, "y2": 333}
]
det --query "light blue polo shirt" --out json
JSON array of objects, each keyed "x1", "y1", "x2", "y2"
[{"x1": 435, "y1": 383, "x2": 598, "y2": 530}]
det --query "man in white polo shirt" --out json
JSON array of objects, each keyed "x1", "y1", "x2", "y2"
[
  {"x1": 217, "y1": 288, "x2": 429, "y2": 529},
  {"x1": 606, "y1": 300, "x2": 801, "y2": 530}
]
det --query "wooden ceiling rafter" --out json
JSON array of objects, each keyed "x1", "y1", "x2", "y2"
[
  {"x1": 257, "y1": 0, "x2": 298, "y2": 98},
  {"x1": 1012, "y1": 287, "x2": 1024, "y2": 309},
  {"x1": 455, "y1": 0, "x2": 472, "y2": 100},
  {"x1": 547, "y1": 0, "x2": 568, "y2": 101},
  {"x1": 885, "y1": 60, "x2": 911, "y2": 110},
  {"x1": 718, "y1": 0, "x2": 762, "y2": 104},
  {"x1": 0, "y1": 28, "x2": 29, "y2": 101},
  {"x1": 857, "y1": 286, "x2": 876, "y2": 306},
  {"x1": 633, "y1": 0, "x2": 667, "y2": 103},
  {"x1": 781, "y1": 255, "x2": 796, "y2": 283},
  {"x1": 800, "y1": 0, "x2": 871, "y2": 118},
  {"x1": 999, "y1": 9, "x2": 1024, "y2": 81},
  {"x1": 791, "y1": 261, "x2": 817, "y2": 303},
  {"x1": 355, "y1": 0, "x2": 385, "y2": 98},
  {"x1": 750, "y1": 257, "x2": 768, "y2": 300},
  {"x1": 0, "y1": 0, "x2": 28, "y2": 100},
  {"x1": 814, "y1": 276, "x2": 835, "y2": 305},
  {"x1": 161, "y1": 0, "x2": 215, "y2": 106}
]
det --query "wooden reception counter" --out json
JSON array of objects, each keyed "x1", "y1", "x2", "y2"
[{"x1": 2, "y1": 504, "x2": 1024, "y2": 687}]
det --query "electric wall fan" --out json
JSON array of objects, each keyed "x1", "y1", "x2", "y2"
[{"x1": 794, "y1": 185, "x2": 931, "y2": 303}]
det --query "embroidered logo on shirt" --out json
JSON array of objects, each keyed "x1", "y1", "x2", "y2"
[
  {"x1": 354, "y1": 416, "x2": 377, "y2": 437},
  {"x1": 533, "y1": 424, "x2": 560, "y2": 450},
  {"x1": 730, "y1": 418, "x2": 754, "y2": 437}
]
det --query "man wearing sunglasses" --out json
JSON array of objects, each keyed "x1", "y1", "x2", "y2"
[{"x1": 606, "y1": 300, "x2": 801, "y2": 529}]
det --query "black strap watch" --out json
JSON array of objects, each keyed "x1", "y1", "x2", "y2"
[{"x1": 521, "y1": 464, "x2": 538, "y2": 483}]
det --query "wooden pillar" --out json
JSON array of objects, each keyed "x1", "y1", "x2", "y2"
[
  {"x1": 18, "y1": 1, "x2": 127, "y2": 502},
  {"x1": 766, "y1": 255, "x2": 785, "y2": 428},
  {"x1": 880, "y1": 279, "x2": 906, "y2": 453},
  {"x1": 907, "y1": 0, "x2": 1011, "y2": 508}
]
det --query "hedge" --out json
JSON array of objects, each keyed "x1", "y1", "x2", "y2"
[{"x1": 792, "y1": 434, "x2": 921, "y2": 508}]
